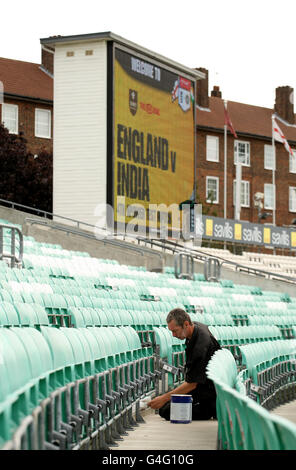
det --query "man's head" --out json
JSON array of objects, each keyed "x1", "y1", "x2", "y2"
[{"x1": 166, "y1": 308, "x2": 194, "y2": 340}]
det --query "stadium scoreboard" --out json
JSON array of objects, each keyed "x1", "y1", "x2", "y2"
[
  {"x1": 40, "y1": 33, "x2": 202, "y2": 234},
  {"x1": 110, "y1": 44, "x2": 197, "y2": 236}
]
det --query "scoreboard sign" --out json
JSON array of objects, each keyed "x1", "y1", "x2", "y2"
[{"x1": 113, "y1": 47, "x2": 196, "y2": 235}]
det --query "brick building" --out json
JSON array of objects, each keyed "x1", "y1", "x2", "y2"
[
  {"x1": 195, "y1": 68, "x2": 296, "y2": 228},
  {"x1": 0, "y1": 49, "x2": 53, "y2": 155},
  {"x1": 2, "y1": 39, "x2": 296, "y2": 231}
]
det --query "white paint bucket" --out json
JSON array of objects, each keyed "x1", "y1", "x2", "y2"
[{"x1": 170, "y1": 394, "x2": 192, "y2": 423}]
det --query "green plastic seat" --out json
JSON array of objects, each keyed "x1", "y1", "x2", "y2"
[
  {"x1": 271, "y1": 414, "x2": 296, "y2": 450},
  {"x1": 207, "y1": 348, "x2": 238, "y2": 388},
  {"x1": 0, "y1": 302, "x2": 11, "y2": 326},
  {"x1": 119, "y1": 326, "x2": 142, "y2": 360},
  {"x1": 0, "y1": 289, "x2": 14, "y2": 303},
  {"x1": 79, "y1": 296, "x2": 93, "y2": 308},
  {"x1": 8, "y1": 327, "x2": 53, "y2": 398},
  {"x1": 68, "y1": 307, "x2": 87, "y2": 328},
  {"x1": 0, "y1": 329, "x2": 39, "y2": 440},
  {"x1": 221, "y1": 386, "x2": 251, "y2": 450},
  {"x1": 89, "y1": 327, "x2": 119, "y2": 368},
  {"x1": 13, "y1": 302, "x2": 39, "y2": 326},
  {"x1": 153, "y1": 327, "x2": 173, "y2": 370},
  {"x1": 246, "y1": 400, "x2": 281, "y2": 450},
  {"x1": 95, "y1": 309, "x2": 109, "y2": 326},
  {"x1": 32, "y1": 304, "x2": 50, "y2": 326},
  {"x1": 59, "y1": 327, "x2": 93, "y2": 377},
  {"x1": 108, "y1": 327, "x2": 130, "y2": 364},
  {"x1": 39, "y1": 326, "x2": 76, "y2": 385},
  {"x1": 79, "y1": 327, "x2": 108, "y2": 373}
]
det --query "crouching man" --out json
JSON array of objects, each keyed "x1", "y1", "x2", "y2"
[{"x1": 148, "y1": 308, "x2": 221, "y2": 420}]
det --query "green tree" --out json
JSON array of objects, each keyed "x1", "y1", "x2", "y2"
[{"x1": 0, "y1": 124, "x2": 52, "y2": 213}]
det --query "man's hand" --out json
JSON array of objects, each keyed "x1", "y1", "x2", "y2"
[
  {"x1": 148, "y1": 382, "x2": 197, "y2": 410},
  {"x1": 147, "y1": 394, "x2": 169, "y2": 410}
]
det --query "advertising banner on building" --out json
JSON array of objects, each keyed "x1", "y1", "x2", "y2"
[
  {"x1": 113, "y1": 47, "x2": 196, "y2": 234},
  {"x1": 194, "y1": 215, "x2": 296, "y2": 250}
]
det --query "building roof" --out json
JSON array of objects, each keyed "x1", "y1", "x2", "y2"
[
  {"x1": 40, "y1": 31, "x2": 205, "y2": 81},
  {"x1": 0, "y1": 57, "x2": 53, "y2": 102},
  {"x1": 196, "y1": 96, "x2": 296, "y2": 144}
]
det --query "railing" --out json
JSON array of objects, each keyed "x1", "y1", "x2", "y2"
[
  {"x1": 0, "y1": 224, "x2": 23, "y2": 268},
  {"x1": 138, "y1": 237, "x2": 296, "y2": 285},
  {"x1": 24, "y1": 218, "x2": 163, "y2": 261}
]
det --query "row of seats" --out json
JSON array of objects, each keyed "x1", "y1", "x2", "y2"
[
  {"x1": 2, "y1": 297, "x2": 296, "y2": 344},
  {"x1": 240, "y1": 340, "x2": 296, "y2": 408},
  {"x1": 0, "y1": 272, "x2": 296, "y2": 331},
  {"x1": 209, "y1": 325, "x2": 283, "y2": 345},
  {"x1": 0, "y1": 324, "x2": 159, "y2": 448},
  {"x1": 194, "y1": 246, "x2": 296, "y2": 279},
  {"x1": 209, "y1": 326, "x2": 284, "y2": 364},
  {"x1": 207, "y1": 348, "x2": 296, "y2": 450}
]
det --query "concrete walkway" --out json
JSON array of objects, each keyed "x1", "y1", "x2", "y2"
[
  {"x1": 272, "y1": 400, "x2": 296, "y2": 424},
  {"x1": 113, "y1": 408, "x2": 218, "y2": 451},
  {"x1": 112, "y1": 400, "x2": 296, "y2": 451}
]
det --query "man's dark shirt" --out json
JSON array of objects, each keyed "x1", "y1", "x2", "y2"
[{"x1": 185, "y1": 322, "x2": 221, "y2": 402}]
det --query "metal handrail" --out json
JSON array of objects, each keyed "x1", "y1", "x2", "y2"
[
  {"x1": 0, "y1": 224, "x2": 23, "y2": 268},
  {"x1": 24, "y1": 217, "x2": 163, "y2": 260},
  {"x1": 137, "y1": 236, "x2": 296, "y2": 285},
  {"x1": 0, "y1": 198, "x2": 95, "y2": 230}
]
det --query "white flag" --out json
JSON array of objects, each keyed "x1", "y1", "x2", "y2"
[{"x1": 272, "y1": 119, "x2": 294, "y2": 157}]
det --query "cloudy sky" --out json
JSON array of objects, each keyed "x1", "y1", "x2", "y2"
[{"x1": 1, "y1": 0, "x2": 295, "y2": 111}]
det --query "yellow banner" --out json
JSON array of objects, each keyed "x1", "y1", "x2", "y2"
[
  {"x1": 205, "y1": 219, "x2": 213, "y2": 237},
  {"x1": 291, "y1": 232, "x2": 296, "y2": 248},
  {"x1": 264, "y1": 227, "x2": 271, "y2": 244},
  {"x1": 234, "y1": 223, "x2": 242, "y2": 240},
  {"x1": 113, "y1": 48, "x2": 195, "y2": 230}
]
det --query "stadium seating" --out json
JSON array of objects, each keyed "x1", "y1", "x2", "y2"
[
  {"x1": 207, "y1": 345, "x2": 296, "y2": 450},
  {"x1": 195, "y1": 246, "x2": 296, "y2": 279},
  {"x1": 1, "y1": 219, "x2": 296, "y2": 449}
]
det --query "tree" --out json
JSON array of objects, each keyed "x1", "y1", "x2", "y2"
[{"x1": 0, "y1": 123, "x2": 53, "y2": 213}]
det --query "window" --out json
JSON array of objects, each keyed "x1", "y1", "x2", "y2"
[
  {"x1": 35, "y1": 109, "x2": 51, "y2": 138},
  {"x1": 234, "y1": 140, "x2": 250, "y2": 166},
  {"x1": 2, "y1": 103, "x2": 18, "y2": 134},
  {"x1": 289, "y1": 187, "x2": 296, "y2": 212},
  {"x1": 206, "y1": 177, "x2": 219, "y2": 203},
  {"x1": 233, "y1": 180, "x2": 250, "y2": 207},
  {"x1": 289, "y1": 150, "x2": 296, "y2": 173},
  {"x1": 264, "y1": 184, "x2": 275, "y2": 210},
  {"x1": 264, "y1": 144, "x2": 275, "y2": 170},
  {"x1": 206, "y1": 136, "x2": 219, "y2": 162}
]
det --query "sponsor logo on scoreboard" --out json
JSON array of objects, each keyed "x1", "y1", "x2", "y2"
[
  {"x1": 171, "y1": 76, "x2": 194, "y2": 112},
  {"x1": 129, "y1": 89, "x2": 138, "y2": 115},
  {"x1": 140, "y1": 102, "x2": 160, "y2": 116}
]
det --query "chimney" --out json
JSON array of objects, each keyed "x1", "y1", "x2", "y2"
[
  {"x1": 274, "y1": 86, "x2": 294, "y2": 124},
  {"x1": 211, "y1": 86, "x2": 222, "y2": 98},
  {"x1": 41, "y1": 46, "x2": 54, "y2": 75},
  {"x1": 195, "y1": 67, "x2": 209, "y2": 108}
]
